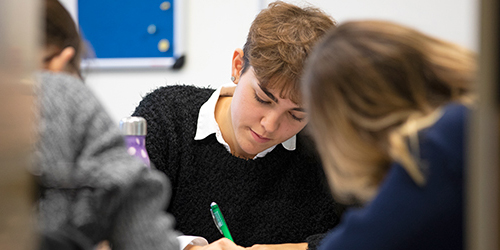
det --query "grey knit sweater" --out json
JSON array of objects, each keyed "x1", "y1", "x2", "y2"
[{"x1": 34, "y1": 71, "x2": 179, "y2": 250}]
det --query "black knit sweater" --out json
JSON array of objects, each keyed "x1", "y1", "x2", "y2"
[{"x1": 133, "y1": 85, "x2": 344, "y2": 249}]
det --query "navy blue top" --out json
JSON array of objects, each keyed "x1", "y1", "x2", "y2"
[{"x1": 320, "y1": 104, "x2": 467, "y2": 250}]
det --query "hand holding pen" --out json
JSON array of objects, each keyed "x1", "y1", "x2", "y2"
[{"x1": 183, "y1": 202, "x2": 241, "y2": 250}]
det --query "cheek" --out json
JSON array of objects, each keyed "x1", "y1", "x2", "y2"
[
  {"x1": 232, "y1": 93, "x2": 258, "y2": 119},
  {"x1": 232, "y1": 104, "x2": 258, "y2": 128},
  {"x1": 283, "y1": 122, "x2": 307, "y2": 137},
  {"x1": 230, "y1": 99, "x2": 247, "y2": 128}
]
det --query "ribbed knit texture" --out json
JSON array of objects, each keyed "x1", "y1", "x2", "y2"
[
  {"x1": 35, "y1": 71, "x2": 179, "y2": 250},
  {"x1": 133, "y1": 85, "x2": 345, "y2": 249}
]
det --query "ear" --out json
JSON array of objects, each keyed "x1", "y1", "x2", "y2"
[
  {"x1": 47, "y1": 46, "x2": 75, "y2": 73},
  {"x1": 231, "y1": 48, "x2": 244, "y2": 84}
]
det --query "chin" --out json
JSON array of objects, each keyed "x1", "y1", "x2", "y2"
[
  {"x1": 241, "y1": 147, "x2": 258, "y2": 157},
  {"x1": 240, "y1": 144, "x2": 261, "y2": 157},
  {"x1": 248, "y1": 144, "x2": 273, "y2": 156}
]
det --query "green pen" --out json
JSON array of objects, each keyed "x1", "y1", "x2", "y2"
[{"x1": 210, "y1": 202, "x2": 234, "y2": 242}]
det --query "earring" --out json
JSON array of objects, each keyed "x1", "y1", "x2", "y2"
[{"x1": 230, "y1": 76, "x2": 236, "y2": 82}]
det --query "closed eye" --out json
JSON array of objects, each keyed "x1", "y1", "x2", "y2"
[
  {"x1": 254, "y1": 93, "x2": 272, "y2": 104},
  {"x1": 289, "y1": 112, "x2": 305, "y2": 122}
]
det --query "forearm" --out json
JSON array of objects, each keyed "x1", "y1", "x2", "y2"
[
  {"x1": 247, "y1": 242, "x2": 308, "y2": 250},
  {"x1": 110, "y1": 169, "x2": 180, "y2": 250}
]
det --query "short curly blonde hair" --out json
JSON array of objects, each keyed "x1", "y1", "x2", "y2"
[{"x1": 242, "y1": 1, "x2": 336, "y2": 104}]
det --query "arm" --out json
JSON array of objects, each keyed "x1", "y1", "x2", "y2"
[
  {"x1": 70, "y1": 78, "x2": 181, "y2": 250},
  {"x1": 109, "y1": 168, "x2": 180, "y2": 250},
  {"x1": 246, "y1": 243, "x2": 307, "y2": 250},
  {"x1": 37, "y1": 72, "x2": 180, "y2": 250},
  {"x1": 185, "y1": 238, "x2": 246, "y2": 250}
]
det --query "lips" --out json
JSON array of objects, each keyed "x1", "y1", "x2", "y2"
[{"x1": 250, "y1": 129, "x2": 271, "y2": 143}]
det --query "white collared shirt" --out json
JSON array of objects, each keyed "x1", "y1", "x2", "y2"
[{"x1": 194, "y1": 83, "x2": 296, "y2": 159}]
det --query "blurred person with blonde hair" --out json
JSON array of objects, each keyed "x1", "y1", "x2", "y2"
[{"x1": 302, "y1": 20, "x2": 475, "y2": 249}]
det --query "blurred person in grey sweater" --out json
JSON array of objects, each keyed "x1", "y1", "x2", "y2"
[
  {"x1": 34, "y1": 71, "x2": 180, "y2": 250},
  {"x1": 34, "y1": 0, "x2": 180, "y2": 249}
]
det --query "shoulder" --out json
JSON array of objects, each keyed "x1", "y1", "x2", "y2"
[
  {"x1": 36, "y1": 71, "x2": 101, "y2": 115},
  {"x1": 137, "y1": 85, "x2": 215, "y2": 108},
  {"x1": 37, "y1": 71, "x2": 89, "y2": 98},
  {"x1": 421, "y1": 103, "x2": 469, "y2": 157},
  {"x1": 418, "y1": 103, "x2": 469, "y2": 177},
  {"x1": 427, "y1": 103, "x2": 468, "y2": 135},
  {"x1": 295, "y1": 129, "x2": 322, "y2": 161},
  {"x1": 133, "y1": 85, "x2": 215, "y2": 128}
]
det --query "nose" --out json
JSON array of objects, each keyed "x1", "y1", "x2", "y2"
[{"x1": 261, "y1": 110, "x2": 281, "y2": 134}]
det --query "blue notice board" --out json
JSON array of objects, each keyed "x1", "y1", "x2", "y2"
[{"x1": 78, "y1": 0, "x2": 184, "y2": 69}]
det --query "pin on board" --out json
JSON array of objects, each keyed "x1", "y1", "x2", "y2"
[{"x1": 76, "y1": 0, "x2": 185, "y2": 69}]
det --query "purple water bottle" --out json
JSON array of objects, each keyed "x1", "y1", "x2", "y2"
[{"x1": 119, "y1": 116, "x2": 150, "y2": 168}]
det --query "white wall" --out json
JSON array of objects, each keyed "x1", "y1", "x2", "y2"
[
  {"x1": 281, "y1": 0, "x2": 478, "y2": 50},
  {"x1": 61, "y1": 0, "x2": 479, "y2": 124}
]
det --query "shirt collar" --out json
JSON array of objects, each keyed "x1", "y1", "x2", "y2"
[{"x1": 194, "y1": 83, "x2": 296, "y2": 159}]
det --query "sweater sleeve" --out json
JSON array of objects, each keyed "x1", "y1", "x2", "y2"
[
  {"x1": 109, "y1": 169, "x2": 180, "y2": 250},
  {"x1": 36, "y1": 72, "x2": 180, "y2": 250},
  {"x1": 305, "y1": 233, "x2": 327, "y2": 250}
]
